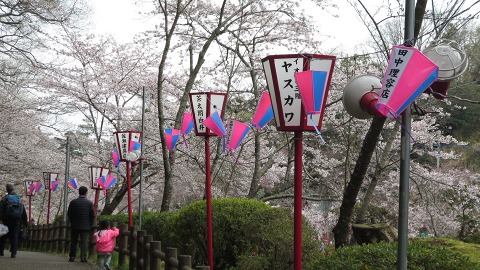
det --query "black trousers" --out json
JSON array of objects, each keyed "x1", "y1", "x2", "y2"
[
  {"x1": 69, "y1": 228, "x2": 90, "y2": 259},
  {"x1": 0, "y1": 221, "x2": 20, "y2": 255}
]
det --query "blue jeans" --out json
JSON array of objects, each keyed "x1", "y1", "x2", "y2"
[{"x1": 97, "y1": 252, "x2": 112, "y2": 270}]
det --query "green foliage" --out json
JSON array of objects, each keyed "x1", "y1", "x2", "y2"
[
  {"x1": 305, "y1": 239, "x2": 480, "y2": 270},
  {"x1": 463, "y1": 232, "x2": 480, "y2": 244},
  {"x1": 101, "y1": 198, "x2": 322, "y2": 270}
]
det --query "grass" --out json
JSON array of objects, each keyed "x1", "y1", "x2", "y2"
[{"x1": 426, "y1": 237, "x2": 480, "y2": 265}]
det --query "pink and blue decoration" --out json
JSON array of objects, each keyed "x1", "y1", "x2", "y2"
[
  {"x1": 294, "y1": 70, "x2": 328, "y2": 115},
  {"x1": 181, "y1": 112, "x2": 195, "y2": 147},
  {"x1": 202, "y1": 111, "x2": 226, "y2": 137},
  {"x1": 376, "y1": 45, "x2": 439, "y2": 118},
  {"x1": 165, "y1": 128, "x2": 181, "y2": 152},
  {"x1": 225, "y1": 120, "x2": 251, "y2": 152},
  {"x1": 251, "y1": 91, "x2": 274, "y2": 130},
  {"x1": 96, "y1": 174, "x2": 117, "y2": 195},
  {"x1": 35, "y1": 182, "x2": 43, "y2": 193},
  {"x1": 68, "y1": 178, "x2": 79, "y2": 190},
  {"x1": 51, "y1": 181, "x2": 59, "y2": 192},
  {"x1": 130, "y1": 141, "x2": 141, "y2": 152}
]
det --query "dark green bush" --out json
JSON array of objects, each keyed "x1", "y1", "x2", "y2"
[
  {"x1": 463, "y1": 232, "x2": 480, "y2": 244},
  {"x1": 305, "y1": 239, "x2": 480, "y2": 270},
  {"x1": 99, "y1": 198, "x2": 322, "y2": 270}
]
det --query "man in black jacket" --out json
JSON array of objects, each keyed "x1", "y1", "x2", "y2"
[
  {"x1": 67, "y1": 186, "x2": 94, "y2": 262},
  {"x1": 0, "y1": 183, "x2": 28, "y2": 258}
]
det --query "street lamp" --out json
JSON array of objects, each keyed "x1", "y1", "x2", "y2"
[
  {"x1": 189, "y1": 91, "x2": 228, "y2": 270},
  {"x1": 262, "y1": 54, "x2": 335, "y2": 270},
  {"x1": 113, "y1": 130, "x2": 142, "y2": 228},
  {"x1": 24, "y1": 180, "x2": 39, "y2": 225},
  {"x1": 42, "y1": 172, "x2": 59, "y2": 225},
  {"x1": 88, "y1": 166, "x2": 111, "y2": 217}
]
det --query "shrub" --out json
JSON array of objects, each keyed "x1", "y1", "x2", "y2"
[{"x1": 305, "y1": 239, "x2": 480, "y2": 270}]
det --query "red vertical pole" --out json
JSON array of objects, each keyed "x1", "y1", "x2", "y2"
[
  {"x1": 294, "y1": 131, "x2": 303, "y2": 270},
  {"x1": 93, "y1": 189, "x2": 99, "y2": 217},
  {"x1": 205, "y1": 136, "x2": 214, "y2": 270},
  {"x1": 46, "y1": 189, "x2": 51, "y2": 224},
  {"x1": 28, "y1": 196, "x2": 32, "y2": 225},
  {"x1": 126, "y1": 161, "x2": 133, "y2": 228}
]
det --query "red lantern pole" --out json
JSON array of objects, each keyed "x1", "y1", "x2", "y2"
[
  {"x1": 294, "y1": 131, "x2": 303, "y2": 270},
  {"x1": 126, "y1": 161, "x2": 133, "y2": 228},
  {"x1": 205, "y1": 136, "x2": 213, "y2": 270},
  {"x1": 46, "y1": 188, "x2": 51, "y2": 224}
]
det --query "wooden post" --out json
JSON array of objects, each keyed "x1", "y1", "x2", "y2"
[
  {"x1": 41, "y1": 224, "x2": 47, "y2": 251},
  {"x1": 165, "y1": 247, "x2": 177, "y2": 270},
  {"x1": 143, "y1": 235, "x2": 153, "y2": 270},
  {"x1": 118, "y1": 223, "x2": 129, "y2": 266},
  {"x1": 129, "y1": 227, "x2": 138, "y2": 270},
  {"x1": 136, "y1": 230, "x2": 146, "y2": 270},
  {"x1": 88, "y1": 221, "x2": 98, "y2": 258},
  {"x1": 179, "y1": 255, "x2": 192, "y2": 269},
  {"x1": 149, "y1": 241, "x2": 161, "y2": 270},
  {"x1": 59, "y1": 221, "x2": 67, "y2": 253}
]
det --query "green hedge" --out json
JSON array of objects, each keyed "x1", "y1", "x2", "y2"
[
  {"x1": 98, "y1": 198, "x2": 322, "y2": 270},
  {"x1": 305, "y1": 239, "x2": 480, "y2": 270}
]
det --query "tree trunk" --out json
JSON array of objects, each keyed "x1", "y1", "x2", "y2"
[{"x1": 333, "y1": 117, "x2": 386, "y2": 248}]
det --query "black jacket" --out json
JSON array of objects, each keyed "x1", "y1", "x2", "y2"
[
  {"x1": 67, "y1": 195, "x2": 94, "y2": 230},
  {"x1": 0, "y1": 192, "x2": 28, "y2": 226}
]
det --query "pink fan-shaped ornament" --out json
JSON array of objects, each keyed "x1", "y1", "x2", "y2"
[
  {"x1": 251, "y1": 92, "x2": 274, "y2": 130},
  {"x1": 225, "y1": 119, "x2": 251, "y2": 152},
  {"x1": 202, "y1": 111, "x2": 226, "y2": 137},
  {"x1": 294, "y1": 70, "x2": 328, "y2": 115},
  {"x1": 181, "y1": 112, "x2": 195, "y2": 147},
  {"x1": 68, "y1": 178, "x2": 79, "y2": 190},
  {"x1": 51, "y1": 181, "x2": 59, "y2": 192},
  {"x1": 376, "y1": 45, "x2": 439, "y2": 118},
  {"x1": 165, "y1": 128, "x2": 181, "y2": 152}
]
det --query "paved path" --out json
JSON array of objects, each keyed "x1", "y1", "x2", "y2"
[{"x1": 0, "y1": 250, "x2": 97, "y2": 270}]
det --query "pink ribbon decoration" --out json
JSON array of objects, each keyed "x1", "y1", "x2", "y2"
[
  {"x1": 129, "y1": 141, "x2": 141, "y2": 151},
  {"x1": 202, "y1": 111, "x2": 226, "y2": 137},
  {"x1": 28, "y1": 183, "x2": 36, "y2": 195},
  {"x1": 111, "y1": 150, "x2": 120, "y2": 167},
  {"x1": 251, "y1": 91, "x2": 274, "y2": 130},
  {"x1": 165, "y1": 128, "x2": 181, "y2": 152},
  {"x1": 181, "y1": 112, "x2": 195, "y2": 148}
]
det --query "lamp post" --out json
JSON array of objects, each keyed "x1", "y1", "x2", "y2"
[
  {"x1": 89, "y1": 166, "x2": 111, "y2": 217},
  {"x1": 114, "y1": 130, "x2": 142, "y2": 228},
  {"x1": 24, "y1": 180, "x2": 38, "y2": 225},
  {"x1": 189, "y1": 91, "x2": 227, "y2": 270},
  {"x1": 42, "y1": 172, "x2": 59, "y2": 224},
  {"x1": 262, "y1": 54, "x2": 335, "y2": 270}
]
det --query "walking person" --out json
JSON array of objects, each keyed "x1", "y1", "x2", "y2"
[
  {"x1": 67, "y1": 185, "x2": 94, "y2": 262},
  {"x1": 0, "y1": 183, "x2": 28, "y2": 258},
  {"x1": 94, "y1": 220, "x2": 119, "y2": 270}
]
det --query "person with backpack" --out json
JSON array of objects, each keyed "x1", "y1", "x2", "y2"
[
  {"x1": 0, "y1": 183, "x2": 28, "y2": 258},
  {"x1": 94, "y1": 220, "x2": 119, "y2": 270}
]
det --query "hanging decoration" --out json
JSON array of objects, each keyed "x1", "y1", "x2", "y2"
[
  {"x1": 68, "y1": 178, "x2": 79, "y2": 190},
  {"x1": 376, "y1": 45, "x2": 439, "y2": 118},
  {"x1": 165, "y1": 128, "x2": 181, "y2": 152},
  {"x1": 225, "y1": 119, "x2": 251, "y2": 153},
  {"x1": 202, "y1": 111, "x2": 226, "y2": 137},
  {"x1": 181, "y1": 112, "x2": 195, "y2": 147},
  {"x1": 251, "y1": 91, "x2": 274, "y2": 130}
]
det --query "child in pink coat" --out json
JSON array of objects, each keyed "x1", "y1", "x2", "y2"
[{"x1": 94, "y1": 220, "x2": 119, "y2": 270}]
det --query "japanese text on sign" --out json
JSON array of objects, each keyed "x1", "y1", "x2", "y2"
[{"x1": 380, "y1": 48, "x2": 410, "y2": 99}]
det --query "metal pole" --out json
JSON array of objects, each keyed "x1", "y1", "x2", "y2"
[
  {"x1": 47, "y1": 189, "x2": 51, "y2": 224},
  {"x1": 138, "y1": 86, "x2": 146, "y2": 230},
  {"x1": 398, "y1": 1, "x2": 414, "y2": 269},
  {"x1": 94, "y1": 189, "x2": 99, "y2": 217},
  {"x1": 205, "y1": 136, "x2": 214, "y2": 270},
  {"x1": 126, "y1": 161, "x2": 133, "y2": 228},
  {"x1": 63, "y1": 136, "x2": 71, "y2": 222},
  {"x1": 294, "y1": 131, "x2": 303, "y2": 270}
]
